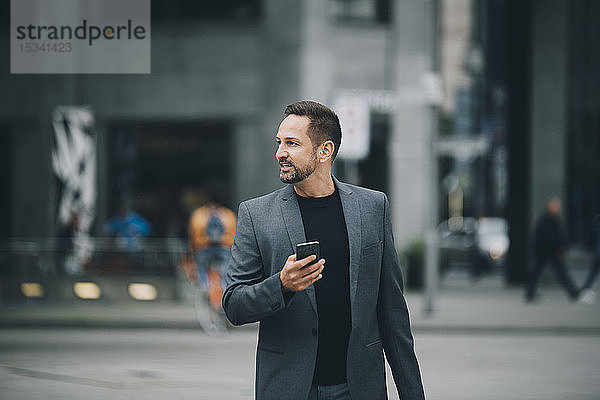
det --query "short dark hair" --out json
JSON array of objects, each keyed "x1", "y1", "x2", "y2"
[{"x1": 284, "y1": 100, "x2": 342, "y2": 161}]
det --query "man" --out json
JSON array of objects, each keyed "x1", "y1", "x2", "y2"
[
  {"x1": 525, "y1": 197, "x2": 579, "y2": 302},
  {"x1": 189, "y1": 200, "x2": 236, "y2": 290},
  {"x1": 223, "y1": 101, "x2": 425, "y2": 400}
]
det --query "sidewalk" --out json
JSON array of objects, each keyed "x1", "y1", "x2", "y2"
[
  {"x1": 1, "y1": 273, "x2": 599, "y2": 334},
  {"x1": 409, "y1": 273, "x2": 600, "y2": 334}
]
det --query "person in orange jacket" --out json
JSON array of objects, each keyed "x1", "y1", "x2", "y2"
[{"x1": 188, "y1": 201, "x2": 236, "y2": 298}]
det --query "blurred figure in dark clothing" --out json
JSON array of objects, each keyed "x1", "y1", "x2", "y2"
[
  {"x1": 525, "y1": 197, "x2": 580, "y2": 302},
  {"x1": 57, "y1": 210, "x2": 83, "y2": 276},
  {"x1": 579, "y1": 215, "x2": 600, "y2": 304}
]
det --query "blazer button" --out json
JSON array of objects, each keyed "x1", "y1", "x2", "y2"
[{"x1": 312, "y1": 328, "x2": 318, "y2": 336}]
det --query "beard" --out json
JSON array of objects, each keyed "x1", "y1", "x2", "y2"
[{"x1": 279, "y1": 153, "x2": 317, "y2": 184}]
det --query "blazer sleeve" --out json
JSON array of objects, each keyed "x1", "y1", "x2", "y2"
[
  {"x1": 222, "y1": 201, "x2": 288, "y2": 326},
  {"x1": 377, "y1": 194, "x2": 426, "y2": 400}
]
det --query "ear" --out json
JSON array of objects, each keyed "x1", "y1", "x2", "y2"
[{"x1": 319, "y1": 140, "x2": 335, "y2": 163}]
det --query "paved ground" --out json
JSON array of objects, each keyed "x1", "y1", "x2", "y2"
[
  {"x1": 1, "y1": 328, "x2": 599, "y2": 400},
  {"x1": 1, "y1": 273, "x2": 599, "y2": 399}
]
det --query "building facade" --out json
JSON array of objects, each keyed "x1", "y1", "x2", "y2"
[{"x1": 0, "y1": 0, "x2": 435, "y2": 254}]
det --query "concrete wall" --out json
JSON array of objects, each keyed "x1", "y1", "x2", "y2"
[
  {"x1": 390, "y1": 0, "x2": 433, "y2": 247},
  {"x1": 81, "y1": 25, "x2": 264, "y2": 119},
  {"x1": 297, "y1": 0, "x2": 432, "y2": 249},
  {"x1": 255, "y1": 0, "x2": 304, "y2": 198},
  {"x1": 299, "y1": 0, "x2": 391, "y2": 101}
]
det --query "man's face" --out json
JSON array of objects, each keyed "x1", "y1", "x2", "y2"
[
  {"x1": 275, "y1": 115, "x2": 318, "y2": 184},
  {"x1": 548, "y1": 198, "x2": 561, "y2": 215}
]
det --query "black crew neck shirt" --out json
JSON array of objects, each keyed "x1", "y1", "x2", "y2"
[{"x1": 297, "y1": 188, "x2": 351, "y2": 385}]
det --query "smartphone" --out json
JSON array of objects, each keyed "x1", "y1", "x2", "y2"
[{"x1": 296, "y1": 241, "x2": 320, "y2": 267}]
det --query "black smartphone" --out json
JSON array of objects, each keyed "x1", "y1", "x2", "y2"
[{"x1": 296, "y1": 241, "x2": 320, "y2": 267}]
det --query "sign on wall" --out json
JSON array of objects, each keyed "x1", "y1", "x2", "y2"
[{"x1": 333, "y1": 94, "x2": 370, "y2": 161}]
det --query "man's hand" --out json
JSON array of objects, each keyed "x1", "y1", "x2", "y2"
[{"x1": 280, "y1": 254, "x2": 325, "y2": 292}]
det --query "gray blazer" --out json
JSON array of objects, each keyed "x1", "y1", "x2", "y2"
[{"x1": 223, "y1": 178, "x2": 425, "y2": 400}]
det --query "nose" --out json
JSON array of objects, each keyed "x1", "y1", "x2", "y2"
[{"x1": 275, "y1": 143, "x2": 287, "y2": 160}]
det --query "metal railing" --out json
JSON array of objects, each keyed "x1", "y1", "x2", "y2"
[{"x1": 0, "y1": 237, "x2": 188, "y2": 279}]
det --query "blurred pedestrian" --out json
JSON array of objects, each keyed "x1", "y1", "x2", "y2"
[
  {"x1": 525, "y1": 197, "x2": 580, "y2": 302},
  {"x1": 188, "y1": 200, "x2": 236, "y2": 292},
  {"x1": 222, "y1": 101, "x2": 424, "y2": 400},
  {"x1": 579, "y1": 214, "x2": 600, "y2": 304},
  {"x1": 103, "y1": 200, "x2": 150, "y2": 252},
  {"x1": 57, "y1": 210, "x2": 83, "y2": 276}
]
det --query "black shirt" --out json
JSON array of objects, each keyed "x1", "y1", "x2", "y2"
[
  {"x1": 534, "y1": 212, "x2": 567, "y2": 258},
  {"x1": 297, "y1": 188, "x2": 351, "y2": 385}
]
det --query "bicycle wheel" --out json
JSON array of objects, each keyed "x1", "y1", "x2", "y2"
[
  {"x1": 192, "y1": 257, "x2": 228, "y2": 336},
  {"x1": 193, "y1": 282, "x2": 226, "y2": 336}
]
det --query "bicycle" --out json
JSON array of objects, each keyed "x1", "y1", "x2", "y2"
[{"x1": 189, "y1": 247, "x2": 230, "y2": 336}]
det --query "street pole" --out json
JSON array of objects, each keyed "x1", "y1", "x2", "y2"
[{"x1": 423, "y1": 0, "x2": 440, "y2": 316}]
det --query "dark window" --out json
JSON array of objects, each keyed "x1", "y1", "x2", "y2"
[
  {"x1": 566, "y1": 0, "x2": 600, "y2": 246},
  {"x1": 108, "y1": 121, "x2": 233, "y2": 238},
  {"x1": 357, "y1": 113, "x2": 390, "y2": 194},
  {"x1": 330, "y1": 0, "x2": 391, "y2": 24},
  {"x1": 0, "y1": 1, "x2": 8, "y2": 29},
  {"x1": 335, "y1": 113, "x2": 390, "y2": 194},
  {"x1": 152, "y1": 0, "x2": 261, "y2": 23},
  {"x1": 0, "y1": 125, "x2": 12, "y2": 237}
]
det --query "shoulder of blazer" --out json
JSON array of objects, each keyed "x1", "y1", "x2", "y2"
[
  {"x1": 241, "y1": 185, "x2": 291, "y2": 211},
  {"x1": 335, "y1": 179, "x2": 386, "y2": 204}
]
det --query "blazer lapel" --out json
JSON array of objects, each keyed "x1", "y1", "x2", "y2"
[
  {"x1": 280, "y1": 185, "x2": 318, "y2": 317},
  {"x1": 334, "y1": 178, "x2": 361, "y2": 327}
]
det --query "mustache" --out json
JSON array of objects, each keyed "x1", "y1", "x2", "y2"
[{"x1": 278, "y1": 158, "x2": 295, "y2": 167}]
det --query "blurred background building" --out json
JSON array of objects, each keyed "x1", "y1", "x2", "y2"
[{"x1": 0, "y1": 0, "x2": 598, "y2": 299}]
